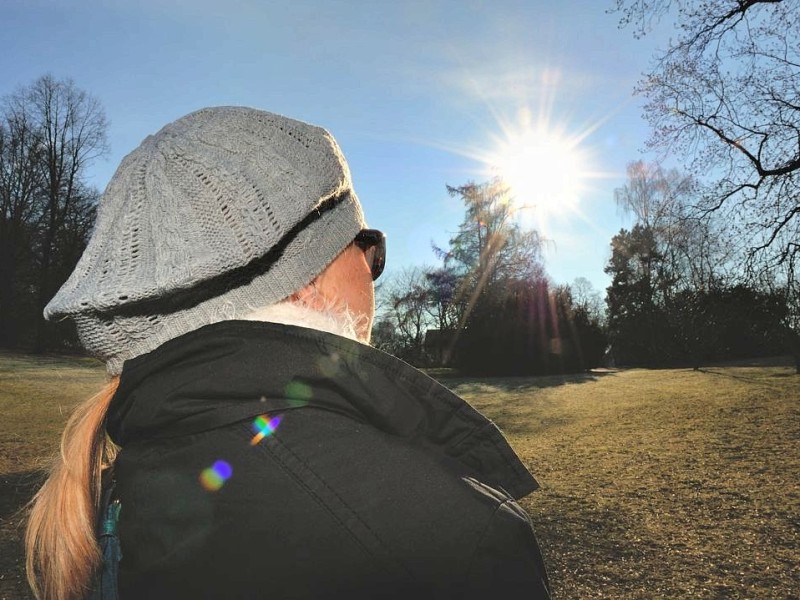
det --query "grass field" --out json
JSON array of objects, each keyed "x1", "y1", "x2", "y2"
[
  {"x1": 0, "y1": 352, "x2": 107, "y2": 599},
  {"x1": 1, "y1": 352, "x2": 798, "y2": 599}
]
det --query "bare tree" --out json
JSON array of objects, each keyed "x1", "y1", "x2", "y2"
[
  {"x1": 748, "y1": 250, "x2": 800, "y2": 371},
  {"x1": 372, "y1": 267, "x2": 435, "y2": 363},
  {"x1": 423, "y1": 266, "x2": 461, "y2": 332},
  {"x1": 571, "y1": 277, "x2": 606, "y2": 323},
  {"x1": 0, "y1": 75, "x2": 107, "y2": 349},
  {"x1": 612, "y1": 0, "x2": 800, "y2": 278},
  {"x1": 614, "y1": 161, "x2": 735, "y2": 292},
  {"x1": 0, "y1": 101, "x2": 43, "y2": 344}
]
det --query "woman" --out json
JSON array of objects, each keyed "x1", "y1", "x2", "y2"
[{"x1": 26, "y1": 106, "x2": 550, "y2": 599}]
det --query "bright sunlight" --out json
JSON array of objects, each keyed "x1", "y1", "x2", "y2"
[
  {"x1": 430, "y1": 68, "x2": 606, "y2": 234},
  {"x1": 489, "y1": 125, "x2": 590, "y2": 224}
]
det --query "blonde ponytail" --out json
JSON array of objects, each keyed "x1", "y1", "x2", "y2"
[{"x1": 25, "y1": 377, "x2": 120, "y2": 600}]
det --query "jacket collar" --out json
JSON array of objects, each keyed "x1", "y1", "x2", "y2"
[{"x1": 108, "y1": 320, "x2": 539, "y2": 499}]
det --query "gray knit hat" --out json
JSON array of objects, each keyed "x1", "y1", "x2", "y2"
[{"x1": 44, "y1": 106, "x2": 366, "y2": 375}]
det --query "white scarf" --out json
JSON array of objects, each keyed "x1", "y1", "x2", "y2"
[{"x1": 243, "y1": 302, "x2": 363, "y2": 342}]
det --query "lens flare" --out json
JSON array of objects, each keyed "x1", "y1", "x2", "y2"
[
  {"x1": 250, "y1": 414, "x2": 283, "y2": 446},
  {"x1": 284, "y1": 381, "x2": 313, "y2": 407},
  {"x1": 318, "y1": 352, "x2": 342, "y2": 377},
  {"x1": 199, "y1": 460, "x2": 233, "y2": 492}
]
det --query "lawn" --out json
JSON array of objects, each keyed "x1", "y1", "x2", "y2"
[
  {"x1": 1, "y1": 352, "x2": 798, "y2": 599},
  {"x1": 448, "y1": 362, "x2": 799, "y2": 598},
  {"x1": 0, "y1": 352, "x2": 106, "y2": 599}
]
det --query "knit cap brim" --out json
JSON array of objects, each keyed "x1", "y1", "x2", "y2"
[{"x1": 44, "y1": 106, "x2": 366, "y2": 374}]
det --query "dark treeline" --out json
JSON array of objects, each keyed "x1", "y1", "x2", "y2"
[
  {"x1": 380, "y1": 0, "x2": 800, "y2": 376},
  {"x1": 0, "y1": 75, "x2": 106, "y2": 352},
  {"x1": 373, "y1": 179, "x2": 609, "y2": 375},
  {"x1": 2, "y1": 75, "x2": 796, "y2": 375},
  {"x1": 375, "y1": 163, "x2": 799, "y2": 375},
  {"x1": 607, "y1": 266, "x2": 790, "y2": 367},
  {"x1": 607, "y1": 163, "x2": 799, "y2": 371},
  {"x1": 455, "y1": 279, "x2": 608, "y2": 376},
  {"x1": 607, "y1": 1, "x2": 800, "y2": 372}
]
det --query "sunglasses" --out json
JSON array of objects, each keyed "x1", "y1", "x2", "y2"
[{"x1": 354, "y1": 229, "x2": 386, "y2": 281}]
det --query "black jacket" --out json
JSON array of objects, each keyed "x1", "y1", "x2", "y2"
[{"x1": 107, "y1": 320, "x2": 551, "y2": 599}]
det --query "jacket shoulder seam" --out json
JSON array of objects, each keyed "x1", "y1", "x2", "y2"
[
  {"x1": 246, "y1": 422, "x2": 411, "y2": 580},
  {"x1": 464, "y1": 498, "x2": 516, "y2": 577}
]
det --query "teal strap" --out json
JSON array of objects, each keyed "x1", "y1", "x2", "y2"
[
  {"x1": 87, "y1": 482, "x2": 122, "y2": 600},
  {"x1": 100, "y1": 500, "x2": 121, "y2": 536}
]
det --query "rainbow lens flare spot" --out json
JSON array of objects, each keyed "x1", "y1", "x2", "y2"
[
  {"x1": 284, "y1": 381, "x2": 313, "y2": 406},
  {"x1": 318, "y1": 352, "x2": 342, "y2": 377},
  {"x1": 251, "y1": 414, "x2": 283, "y2": 446},
  {"x1": 199, "y1": 460, "x2": 233, "y2": 492}
]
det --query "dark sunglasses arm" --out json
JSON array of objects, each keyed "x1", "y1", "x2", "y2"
[{"x1": 354, "y1": 229, "x2": 386, "y2": 280}]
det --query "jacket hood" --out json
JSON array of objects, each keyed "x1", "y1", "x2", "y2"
[{"x1": 107, "y1": 320, "x2": 539, "y2": 499}]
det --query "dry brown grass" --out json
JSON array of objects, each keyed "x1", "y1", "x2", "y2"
[
  {"x1": 0, "y1": 351, "x2": 106, "y2": 600},
  {"x1": 449, "y1": 364, "x2": 800, "y2": 599},
  {"x1": 1, "y1": 353, "x2": 798, "y2": 598}
]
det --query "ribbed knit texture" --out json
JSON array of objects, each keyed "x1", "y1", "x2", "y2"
[{"x1": 44, "y1": 106, "x2": 366, "y2": 375}]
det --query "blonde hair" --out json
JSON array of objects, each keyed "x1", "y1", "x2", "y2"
[{"x1": 25, "y1": 377, "x2": 120, "y2": 600}]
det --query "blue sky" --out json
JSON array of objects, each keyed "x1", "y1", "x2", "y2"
[{"x1": 2, "y1": 0, "x2": 675, "y2": 295}]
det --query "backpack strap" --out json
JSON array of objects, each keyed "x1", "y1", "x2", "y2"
[{"x1": 87, "y1": 471, "x2": 122, "y2": 600}]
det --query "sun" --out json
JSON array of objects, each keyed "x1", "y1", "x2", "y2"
[{"x1": 488, "y1": 125, "x2": 589, "y2": 223}]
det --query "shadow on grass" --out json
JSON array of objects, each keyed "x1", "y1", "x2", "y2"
[
  {"x1": 1, "y1": 470, "x2": 43, "y2": 519},
  {"x1": 1, "y1": 470, "x2": 43, "y2": 600},
  {"x1": 529, "y1": 491, "x2": 661, "y2": 597},
  {"x1": 696, "y1": 366, "x2": 797, "y2": 384},
  {"x1": 492, "y1": 413, "x2": 575, "y2": 437},
  {"x1": 0, "y1": 350, "x2": 102, "y2": 372},
  {"x1": 614, "y1": 354, "x2": 795, "y2": 372},
  {"x1": 701, "y1": 355, "x2": 793, "y2": 368},
  {"x1": 432, "y1": 368, "x2": 619, "y2": 392},
  {"x1": 695, "y1": 368, "x2": 763, "y2": 384}
]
